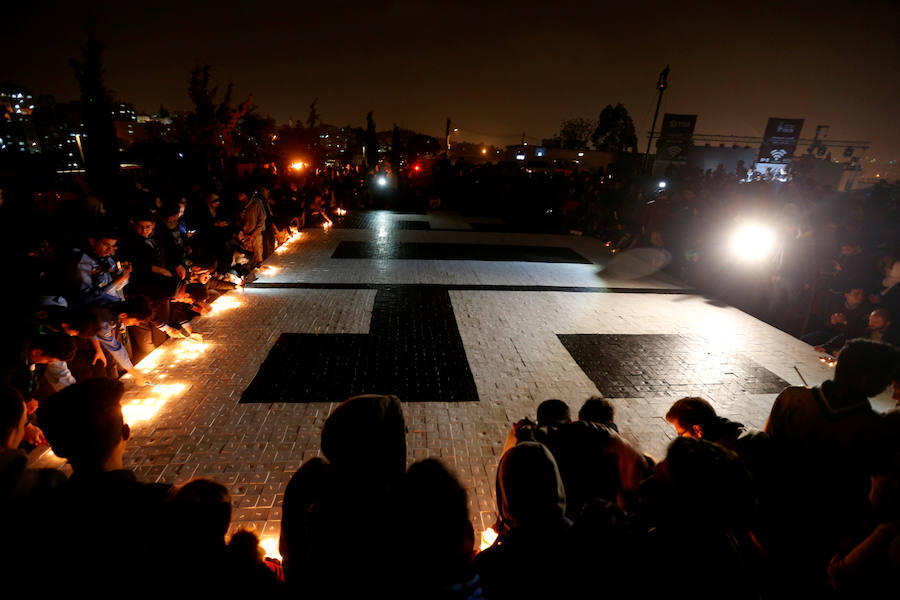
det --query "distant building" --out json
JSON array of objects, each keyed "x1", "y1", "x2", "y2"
[
  {"x1": 0, "y1": 84, "x2": 39, "y2": 155},
  {"x1": 503, "y1": 144, "x2": 614, "y2": 172}
]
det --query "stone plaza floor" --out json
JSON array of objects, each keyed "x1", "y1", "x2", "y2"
[{"x1": 37, "y1": 209, "x2": 895, "y2": 552}]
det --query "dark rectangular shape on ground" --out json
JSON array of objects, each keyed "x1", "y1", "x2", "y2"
[
  {"x1": 558, "y1": 333, "x2": 790, "y2": 399},
  {"x1": 331, "y1": 241, "x2": 592, "y2": 263},
  {"x1": 240, "y1": 286, "x2": 480, "y2": 403}
]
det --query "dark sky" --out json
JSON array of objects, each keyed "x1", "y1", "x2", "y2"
[{"x1": 3, "y1": 1, "x2": 899, "y2": 165}]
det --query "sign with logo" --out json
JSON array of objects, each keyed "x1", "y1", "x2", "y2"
[
  {"x1": 758, "y1": 118, "x2": 804, "y2": 164},
  {"x1": 656, "y1": 114, "x2": 697, "y2": 161}
]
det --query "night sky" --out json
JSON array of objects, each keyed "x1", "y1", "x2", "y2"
[{"x1": 3, "y1": 1, "x2": 898, "y2": 170}]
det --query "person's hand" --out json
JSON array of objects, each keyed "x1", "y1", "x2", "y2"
[
  {"x1": 152, "y1": 266, "x2": 173, "y2": 278},
  {"x1": 23, "y1": 424, "x2": 47, "y2": 446},
  {"x1": 830, "y1": 313, "x2": 848, "y2": 325},
  {"x1": 215, "y1": 220, "x2": 229, "y2": 227},
  {"x1": 25, "y1": 399, "x2": 39, "y2": 414},
  {"x1": 93, "y1": 350, "x2": 107, "y2": 367},
  {"x1": 115, "y1": 263, "x2": 133, "y2": 284},
  {"x1": 176, "y1": 265, "x2": 187, "y2": 280}
]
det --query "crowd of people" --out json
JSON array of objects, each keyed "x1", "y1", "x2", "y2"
[
  {"x1": 0, "y1": 167, "x2": 373, "y2": 442},
  {"x1": 2, "y1": 339, "x2": 898, "y2": 597},
  {"x1": 1, "y1": 160, "x2": 899, "y2": 597}
]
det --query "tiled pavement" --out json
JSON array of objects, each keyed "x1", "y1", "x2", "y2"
[{"x1": 60, "y1": 210, "x2": 892, "y2": 548}]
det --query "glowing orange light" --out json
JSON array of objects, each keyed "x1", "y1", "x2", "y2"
[
  {"x1": 479, "y1": 527, "x2": 498, "y2": 551},
  {"x1": 322, "y1": 221, "x2": 333, "y2": 230},
  {"x1": 413, "y1": 164, "x2": 421, "y2": 172},
  {"x1": 208, "y1": 295, "x2": 242, "y2": 315},
  {"x1": 290, "y1": 161, "x2": 305, "y2": 171},
  {"x1": 259, "y1": 536, "x2": 282, "y2": 561},
  {"x1": 121, "y1": 383, "x2": 187, "y2": 424}
]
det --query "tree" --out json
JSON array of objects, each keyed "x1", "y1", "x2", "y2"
[
  {"x1": 558, "y1": 117, "x2": 595, "y2": 150},
  {"x1": 364, "y1": 111, "x2": 379, "y2": 169},
  {"x1": 184, "y1": 65, "x2": 252, "y2": 180},
  {"x1": 70, "y1": 24, "x2": 119, "y2": 200},
  {"x1": 390, "y1": 124, "x2": 402, "y2": 169},
  {"x1": 591, "y1": 104, "x2": 638, "y2": 153},
  {"x1": 234, "y1": 107, "x2": 277, "y2": 160},
  {"x1": 306, "y1": 98, "x2": 321, "y2": 129}
]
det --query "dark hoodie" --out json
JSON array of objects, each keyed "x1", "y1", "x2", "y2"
[
  {"x1": 473, "y1": 442, "x2": 577, "y2": 599},
  {"x1": 280, "y1": 394, "x2": 406, "y2": 599}
]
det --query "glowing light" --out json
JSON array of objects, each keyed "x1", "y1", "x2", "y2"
[
  {"x1": 172, "y1": 339, "x2": 208, "y2": 361},
  {"x1": 730, "y1": 224, "x2": 775, "y2": 262},
  {"x1": 208, "y1": 295, "x2": 242, "y2": 315},
  {"x1": 657, "y1": 181, "x2": 667, "y2": 189},
  {"x1": 134, "y1": 346, "x2": 166, "y2": 371},
  {"x1": 121, "y1": 383, "x2": 187, "y2": 424},
  {"x1": 377, "y1": 175, "x2": 388, "y2": 187},
  {"x1": 260, "y1": 265, "x2": 279, "y2": 276},
  {"x1": 481, "y1": 148, "x2": 487, "y2": 155},
  {"x1": 336, "y1": 208, "x2": 347, "y2": 216},
  {"x1": 290, "y1": 161, "x2": 305, "y2": 171},
  {"x1": 259, "y1": 536, "x2": 282, "y2": 561},
  {"x1": 322, "y1": 221, "x2": 333, "y2": 230},
  {"x1": 412, "y1": 164, "x2": 422, "y2": 172},
  {"x1": 479, "y1": 527, "x2": 498, "y2": 551}
]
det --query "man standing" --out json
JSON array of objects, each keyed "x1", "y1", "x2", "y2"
[{"x1": 236, "y1": 191, "x2": 265, "y2": 267}]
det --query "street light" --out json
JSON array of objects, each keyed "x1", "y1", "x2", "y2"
[{"x1": 730, "y1": 224, "x2": 775, "y2": 262}]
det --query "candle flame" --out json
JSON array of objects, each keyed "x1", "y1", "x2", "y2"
[
  {"x1": 259, "y1": 536, "x2": 282, "y2": 561},
  {"x1": 208, "y1": 295, "x2": 242, "y2": 315},
  {"x1": 479, "y1": 527, "x2": 498, "y2": 551}
]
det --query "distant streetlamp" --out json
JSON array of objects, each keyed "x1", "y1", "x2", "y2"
[{"x1": 644, "y1": 65, "x2": 670, "y2": 171}]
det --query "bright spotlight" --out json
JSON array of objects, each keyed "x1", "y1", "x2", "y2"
[
  {"x1": 377, "y1": 175, "x2": 388, "y2": 187},
  {"x1": 290, "y1": 161, "x2": 305, "y2": 171},
  {"x1": 730, "y1": 224, "x2": 775, "y2": 262},
  {"x1": 657, "y1": 180, "x2": 667, "y2": 189}
]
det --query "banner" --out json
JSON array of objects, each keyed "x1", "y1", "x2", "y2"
[
  {"x1": 656, "y1": 114, "x2": 697, "y2": 161},
  {"x1": 758, "y1": 118, "x2": 804, "y2": 164}
]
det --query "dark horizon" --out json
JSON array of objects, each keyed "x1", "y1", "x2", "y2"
[{"x1": 3, "y1": 1, "x2": 898, "y2": 173}]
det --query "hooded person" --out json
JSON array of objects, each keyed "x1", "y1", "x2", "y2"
[
  {"x1": 279, "y1": 394, "x2": 406, "y2": 599},
  {"x1": 472, "y1": 442, "x2": 580, "y2": 599}
]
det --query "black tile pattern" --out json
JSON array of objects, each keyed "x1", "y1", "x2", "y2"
[
  {"x1": 240, "y1": 286, "x2": 479, "y2": 404},
  {"x1": 330, "y1": 211, "x2": 430, "y2": 230},
  {"x1": 558, "y1": 334, "x2": 789, "y2": 399},
  {"x1": 331, "y1": 241, "x2": 593, "y2": 263},
  {"x1": 247, "y1": 282, "x2": 694, "y2": 295}
]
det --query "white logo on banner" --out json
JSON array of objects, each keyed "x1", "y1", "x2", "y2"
[
  {"x1": 666, "y1": 145, "x2": 682, "y2": 158},
  {"x1": 770, "y1": 149, "x2": 788, "y2": 161}
]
